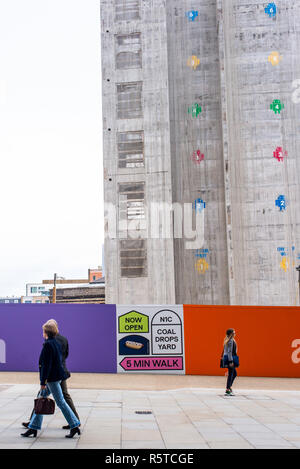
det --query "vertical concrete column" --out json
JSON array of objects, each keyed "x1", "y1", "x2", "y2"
[
  {"x1": 166, "y1": 0, "x2": 229, "y2": 305},
  {"x1": 216, "y1": 0, "x2": 236, "y2": 304},
  {"x1": 101, "y1": 0, "x2": 176, "y2": 304},
  {"x1": 216, "y1": 0, "x2": 300, "y2": 305}
]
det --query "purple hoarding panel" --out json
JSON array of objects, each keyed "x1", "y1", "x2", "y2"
[{"x1": 0, "y1": 304, "x2": 117, "y2": 373}]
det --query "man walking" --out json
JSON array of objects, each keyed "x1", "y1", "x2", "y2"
[{"x1": 22, "y1": 319, "x2": 80, "y2": 429}]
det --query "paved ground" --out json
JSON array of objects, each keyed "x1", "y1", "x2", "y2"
[
  {"x1": 0, "y1": 374, "x2": 300, "y2": 449},
  {"x1": 1, "y1": 372, "x2": 300, "y2": 391}
]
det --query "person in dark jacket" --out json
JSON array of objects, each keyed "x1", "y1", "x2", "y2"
[
  {"x1": 22, "y1": 319, "x2": 80, "y2": 429},
  {"x1": 21, "y1": 322, "x2": 81, "y2": 439},
  {"x1": 54, "y1": 326, "x2": 80, "y2": 425}
]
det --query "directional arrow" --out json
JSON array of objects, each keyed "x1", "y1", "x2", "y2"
[{"x1": 119, "y1": 356, "x2": 183, "y2": 371}]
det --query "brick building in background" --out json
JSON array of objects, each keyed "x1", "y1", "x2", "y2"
[{"x1": 24, "y1": 267, "x2": 105, "y2": 304}]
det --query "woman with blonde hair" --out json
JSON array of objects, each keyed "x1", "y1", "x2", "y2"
[
  {"x1": 222, "y1": 328, "x2": 239, "y2": 396},
  {"x1": 22, "y1": 319, "x2": 80, "y2": 430},
  {"x1": 21, "y1": 322, "x2": 81, "y2": 439},
  {"x1": 45, "y1": 319, "x2": 80, "y2": 427}
]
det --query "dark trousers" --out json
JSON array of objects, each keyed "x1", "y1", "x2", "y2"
[
  {"x1": 29, "y1": 379, "x2": 80, "y2": 421},
  {"x1": 226, "y1": 366, "x2": 237, "y2": 390},
  {"x1": 60, "y1": 379, "x2": 80, "y2": 420}
]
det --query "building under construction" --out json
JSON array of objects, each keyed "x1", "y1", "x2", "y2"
[{"x1": 100, "y1": 0, "x2": 300, "y2": 306}]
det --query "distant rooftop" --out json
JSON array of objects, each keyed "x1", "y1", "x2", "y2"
[
  {"x1": 42, "y1": 279, "x2": 88, "y2": 285},
  {"x1": 90, "y1": 277, "x2": 105, "y2": 285}
]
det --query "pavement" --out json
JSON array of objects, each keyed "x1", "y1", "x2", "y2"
[{"x1": 0, "y1": 374, "x2": 300, "y2": 449}]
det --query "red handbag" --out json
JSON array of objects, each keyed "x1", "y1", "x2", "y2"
[{"x1": 34, "y1": 396, "x2": 55, "y2": 415}]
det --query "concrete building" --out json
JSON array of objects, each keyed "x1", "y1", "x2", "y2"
[{"x1": 101, "y1": 0, "x2": 300, "y2": 305}]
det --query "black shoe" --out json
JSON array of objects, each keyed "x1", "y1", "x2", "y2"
[
  {"x1": 65, "y1": 427, "x2": 81, "y2": 439},
  {"x1": 62, "y1": 424, "x2": 80, "y2": 430},
  {"x1": 22, "y1": 422, "x2": 30, "y2": 428},
  {"x1": 21, "y1": 429, "x2": 37, "y2": 438}
]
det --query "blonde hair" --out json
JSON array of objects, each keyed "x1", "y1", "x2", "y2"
[
  {"x1": 223, "y1": 328, "x2": 235, "y2": 347},
  {"x1": 45, "y1": 319, "x2": 59, "y2": 333},
  {"x1": 42, "y1": 321, "x2": 58, "y2": 338}
]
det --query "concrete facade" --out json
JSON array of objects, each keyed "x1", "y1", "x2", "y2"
[
  {"x1": 216, "y1": 0, "x2": 300, "y2": 305},
  {"x1": 101, "y1": 0, "x2": 176, "y2": 304},
  {"x1": 101, "y1": 0, "x2": 300, "y2": 305},
  {"x1": 166, "y1": 1, "x2": 229, "y2": 305}
]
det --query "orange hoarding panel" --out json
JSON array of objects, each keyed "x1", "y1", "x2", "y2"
[{"x1": 183, "y1": 305, "x2": 300, "y2": 378}]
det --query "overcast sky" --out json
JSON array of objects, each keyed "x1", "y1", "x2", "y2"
[{"x1": 0, "y1": 0, "x2": 103, "y2": 296}]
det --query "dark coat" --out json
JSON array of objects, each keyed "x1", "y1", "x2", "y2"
[
  {"x1": 55, "y1": 333, "x2": 71, "y2": 379},
  {"x1": 39, "y1": 337, "x2": 67, "y2": 386}
]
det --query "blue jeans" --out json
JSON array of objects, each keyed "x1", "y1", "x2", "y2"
[{"x1": 29, "y1": 381, "x2": 80, "y2": 431}]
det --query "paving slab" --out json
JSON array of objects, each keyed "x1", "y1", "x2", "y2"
[{"x1": 0, "y1": 376, "x2": 300, "y2": 449}]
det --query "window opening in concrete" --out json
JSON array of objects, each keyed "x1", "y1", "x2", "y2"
[
  {"x1": 116, "y1": 33, "x2": 142, "y2": 70},
  {"x1": 117, "y1": 82, "x2": 143, "y2": 119},
  {"x1": 120, "y1": 239, "x2": 147, "y2": 278},
  {"x1": 117, "y1": 131, "x2": 144, "y2": 168},
  {"x1": 119, "y1": 182, "x2": 145, "y2": 221},
  {"x1": 115, "y1": 0, "x2": 140, "y2": 21}
]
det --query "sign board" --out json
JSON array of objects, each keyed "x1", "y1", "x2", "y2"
[
  {"x1": 1, "y1": 304, "x2": 299, "y2": 378},
  {"x1": 118, "y1": 310, "x2": 149, "y2": 333},
  {"x1": 116, "y1": 305, "x2": 185, "y2": 374}
]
